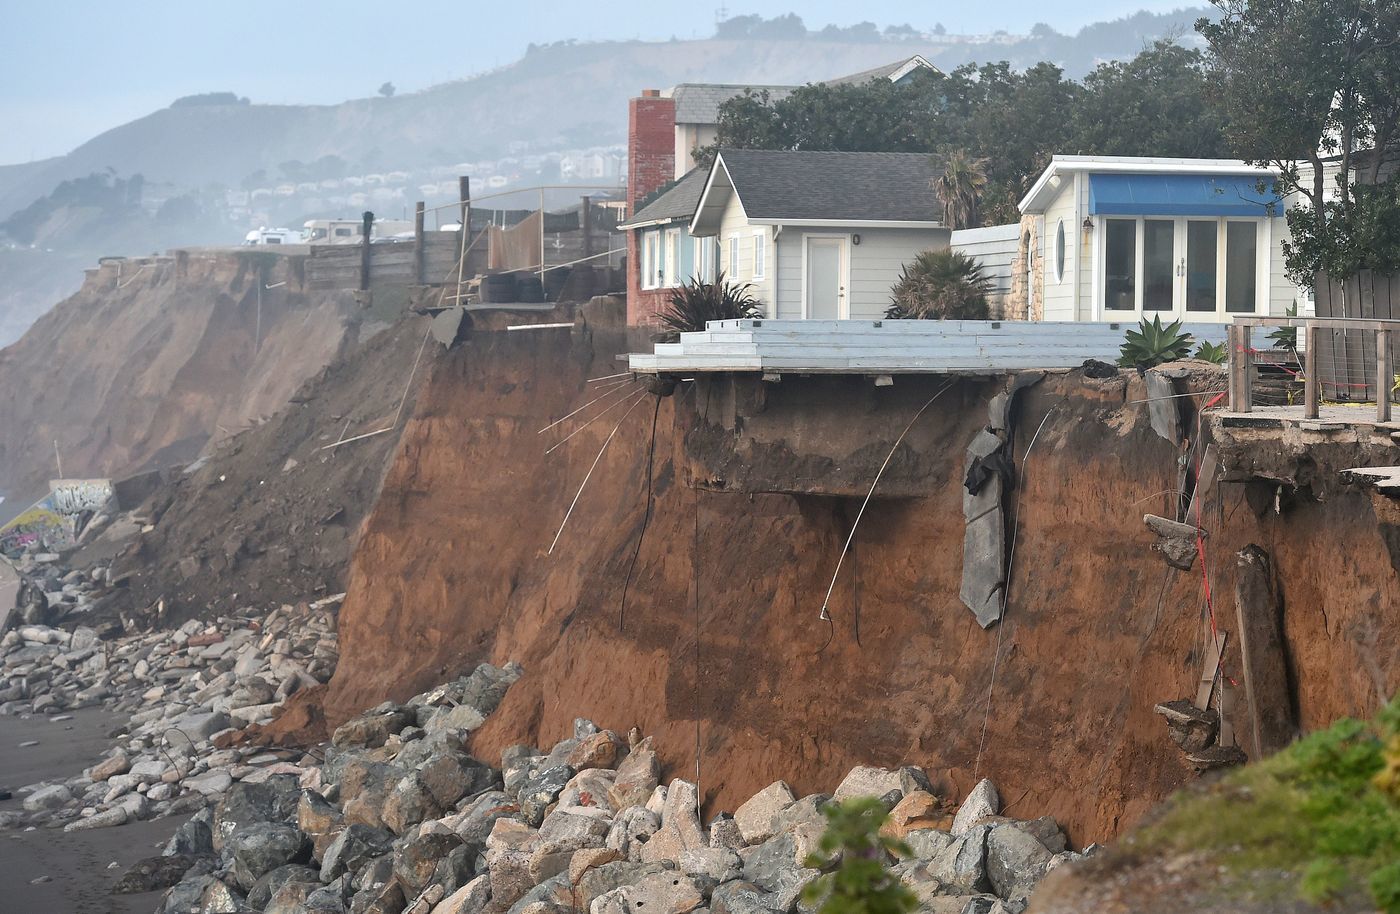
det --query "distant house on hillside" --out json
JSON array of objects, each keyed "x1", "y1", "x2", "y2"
[
  {"x1": 664, "y1": 55, "x2": 939, "y2": 178},
  {"x1": 1007, "y1": 155, "x2": 1306, "y2": 323}
]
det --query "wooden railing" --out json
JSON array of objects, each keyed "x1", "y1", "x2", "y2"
[{"x1": 1228, "y1": 316, "x2": 1400, "y2": 421}]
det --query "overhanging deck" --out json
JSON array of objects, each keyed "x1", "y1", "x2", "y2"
[{"x1": 629, "y1": 319, "x2": 1230, "y2": 375}]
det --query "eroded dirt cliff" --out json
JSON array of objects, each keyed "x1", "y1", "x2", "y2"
[
  {"x1": 284, "y1": 314, "x2": 1398, "y2": 848},
  {"x1": 0, "y1": 250, "x2": 366, "y2": 516}
]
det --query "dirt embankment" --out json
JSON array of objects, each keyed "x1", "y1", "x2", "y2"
[
  {"x1": 0, "y1": 250, "x2": 364, "y2": 516},
  {"x1": 301, "y1": 315, "x2": 1398, "y2": 848}
]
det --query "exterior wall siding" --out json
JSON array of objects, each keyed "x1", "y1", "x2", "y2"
[
  {"x1": 951, "y1": 224, "x2": 1020, "y2": 319},
  {"x1": 775, "y1": 227, "x2": 949, "y2": 319},
  {"x1": 1039, "y1": 182, "x2": 1079, "y2": 321}
]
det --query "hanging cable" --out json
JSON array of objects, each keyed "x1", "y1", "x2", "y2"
[
  {"x1": 548, "y1": 393, "x2": 650, "y2": 555},
  {"x1": 619, "y1": 396, "x2": 662, "y2": 630},
  {"x1": 819, "y1": 381, "x2": 955, "y2": 622}
]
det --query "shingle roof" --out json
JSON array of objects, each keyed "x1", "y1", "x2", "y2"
[
  {"x1": 620, "y1": 167, "x2": 709, "y2": 228},
  {"x1": 716, "y1": 149, "x2": 940, "y2": 223},
  {"x1": 670, "y1": 83, "x2": 796, "y2": 125},
  {"x1": 826, "y1": 55, "x2": 939, "y2": 87}
]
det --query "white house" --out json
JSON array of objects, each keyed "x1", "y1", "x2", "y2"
[
  {"x1": 1016, "y1": 155, "x2": 1308, "y2": 323},
  {"x1": 688, "y1": 149, "x2": 949, "y2": 320}
]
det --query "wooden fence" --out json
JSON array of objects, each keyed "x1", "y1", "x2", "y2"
[{"x1": 1313, "y1": 270, "x2": 1400, "y2": 403}]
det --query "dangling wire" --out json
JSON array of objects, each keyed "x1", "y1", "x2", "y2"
[
  {"x1": 819, "y1": 381, "x2": 955, "y2": 622},
  {"x1": 619, "y1": 395, "x2": 662, "y2": 630},
  {"x1": 548, "y1": 393, "x2": 650, "y2": 555}
]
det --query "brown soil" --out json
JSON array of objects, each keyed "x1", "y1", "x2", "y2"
[
  {"x1": 0, "y1": 250, "x2": 363, "y2": 520},
  {"x1": 109, "y1": 314, "x2": 435, "y2": 623},
  {"x1": 260, "y1": 308, "x2": 1397, "y2": 848}
]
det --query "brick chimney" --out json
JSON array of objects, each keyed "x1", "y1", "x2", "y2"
[{"x1": 627, "y1": 89, "x2": 676, "y2": 215}]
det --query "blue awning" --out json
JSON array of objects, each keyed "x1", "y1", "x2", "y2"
[{"x1": 1088, "y1": 173, "x2": 1282, "y2": 217}]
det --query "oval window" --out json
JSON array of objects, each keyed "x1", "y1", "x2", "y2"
[{"x1": 1054, "y1": 219, "x2": 1066, "y2": 283}]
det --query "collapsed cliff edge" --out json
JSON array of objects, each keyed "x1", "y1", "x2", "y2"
[{"x1": 248, "y1": 296, "x2": 1397, "y2": 849}]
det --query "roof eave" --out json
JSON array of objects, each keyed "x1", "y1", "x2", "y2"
[{"x1": 747, "y1": 218, "x2": 945, "y2": 228}]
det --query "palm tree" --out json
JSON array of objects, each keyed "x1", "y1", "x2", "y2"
[{"x1": 933, "y1": 151, "x2": 988, "y2": 230}]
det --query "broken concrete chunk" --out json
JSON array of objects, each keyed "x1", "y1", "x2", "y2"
[{"x1": 1154, "y1": 699, "x2": 1220, "y2": 752}]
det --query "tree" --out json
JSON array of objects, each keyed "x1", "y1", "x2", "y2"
[
  {"x1": 934, "y1": 151, "x2": 987, "y2": 229},
  {"x1": 1074, "y1": 40, "x2": 1229, "y2": 159},
  {"x1": 378, "y1": 81, "x2": 396, "y2": 98},
  {"x1": 1199, "y1": 0, "x2": 1400, "y2": 284}
]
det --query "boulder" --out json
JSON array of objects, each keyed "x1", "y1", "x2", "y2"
[
  {"x1": 431, "y1": 873, "x2": 492, "y2": 914},
  {"x1": 423, "y1": 704, "x2": 487, "y2": 735},
  {"x1": 333, "y1": 705, "x2": 417, "y2": 749},
  {"x1": 22, "y1": 783, "x2": 72, "y2": 811},
  {"x1": 395, "y1": 832, "x2": 466, "y2": 897},
  {"x1": 559, "y1": 767, "x2": 619, "y2": 812},
  {"x1": 618, "y1": 871, "x2": 705, "y2": 914},
  {"x1": 165, "y1": 813, "x2": 216, "y2": 856},
  {"x1": 229, "y1": 823, "x2": 309, "y2": 890},
  {"x1": 89, "y1": 753, "x2": 131, "y2": 781},
  {"x1": 883, "y1": 790, "x2": 949, "y2": 838},
  {"x1": 709, "y1": 814, "x2": 744, "y2": 850},
  {"x1": 640, "y1": 779, "x2": 705, "y2": 864},
  {"x1": 680, "y1": 846, "x2": 743, "y2": 882},
  {"x1": 383, "y1": 773, "x2": 445, "y2": 835},
  {"x1": 349, "y1": 876, "x2": 405, "y2": 914},
  {"x1": 111, "y1": 854, "x2": 205, "y2": 894},
  {"x1": 925, "y1": 823, "x2": 993, "y2": 895},
  {"x1": 519, "y1": 765, "x2": 574, "y2": 827},
  {"x1": 832, "y1": 766, "x2": 907, "y2": 802},
  {"x1": 607, "y1": 744, "x2": 660, "y2": 810},
  {"x1": 248, "y1": 865, "x2": 322, "y2": 911},
  {"x1": 566, "y1": 731, "x2": 625, "y2": 770},
  {"x1": 734, "y1": 781, "x2": 796, "y2": 845},
  {"x1": 322, "y1": 824, "x2": 396, "y2": 883},
  {"x1": 951, "y1": 780, "x2": 1000, "y2": 836},
  {"x1": 903, "y1": 828, "x2": 956, "y2": 860},
  {"x1": 574, "y1": 860, "x2": 668, "y2": 911},
  {"x1": 453, "y1": 790, "x2": 521, "y2": 844},
  {"x1": 606, "y1": 805, "x2": 660, "y2": 861},
  {"x1": 984, "y1": 823, "x2": 1053, "y2": 902},
  {"x1": 430, "y1": 843, "x2": 479, "y2": 896},
  {"x1": 213, "y1": 779, "x2": 301, "y2": 851},
  {"x1": 530, "y1": 809, "x2": 611, "y2": 881},
  {"x1": 710, "y1": 880, "x2": 781, "y2": 914},
  {"x1": 419, "y1": 752, "x2": 497, "y2": 809},
  {"x1": 64, "y1": 806, "x2": 128, "y2": 830}
]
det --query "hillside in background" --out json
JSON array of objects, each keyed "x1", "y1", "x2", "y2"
[{"x1": 0, "y1": 7, "x2": 1208, "y2": 345}]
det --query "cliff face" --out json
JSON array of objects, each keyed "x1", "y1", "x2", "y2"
[
  {"x1": 0, "y1": 250, "x2": 364, "y2": 515},
  {"x1": 310, "y1": 317, "x2": 1400, "y2": 846}
]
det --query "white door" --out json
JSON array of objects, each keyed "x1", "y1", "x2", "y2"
[{"x1": 805, "y1": 237, "x2": 847, "y2": 319}]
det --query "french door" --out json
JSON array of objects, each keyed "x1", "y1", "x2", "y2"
[{"x1": 1100, "y1": 217, "x2": 1264, "y2": 321}]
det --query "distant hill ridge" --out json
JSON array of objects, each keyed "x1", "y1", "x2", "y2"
[{"x1": 0, "y1": 8, "x2": 1207, "y2": 222}]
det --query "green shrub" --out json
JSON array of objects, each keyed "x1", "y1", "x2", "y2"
[
  {"x1": 1143, "y1": 698, "x2": 1400, "y2": 912},
  {"x1": 1117, "y1": 315, "x2": 1194, "y2": 368},
  {"x1": 886, "y1": 249, "x2": 992, "y2": 320},
  {"x1": 658, "y1": 272, "x2": 763, "y2": 338},
  {"x1": 800, "y1": 798, "x2": 917, "y2": 914},
  {"x1": 1194, "y1": 340, "x2": 1228, "y2": 364}
]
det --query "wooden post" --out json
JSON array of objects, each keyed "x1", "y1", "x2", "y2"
[
  {"x1": 1378, "y1": 328, "x2": 1393, "y2": 422},
  {"x1": 1304, "y1": 323, "x2": 1320, "y2": 419},
  {"x1": 581, "y1": 195, "x2": 594, "y2": 259},
  {"x1": 414, "y1": 201, "x2": 426, "y2": 285},
  {"x1": 359, "y1": 210, "x2": 374, "y2": 291},
  {"x1": 539, "y1": 186, "x2": 547, "y2": 282},
  {"x1": 1228, "y1": 324, "x2": 1252, "y2": 412},
  {"x1": 1232, "y1": 545, "x2": 1294, "y2": 758},
  {"x1": 456, "y1": 177, "x2": 471, "y2": 301}
]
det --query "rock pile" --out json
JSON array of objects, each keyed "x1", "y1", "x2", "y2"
[
  {"x1": 145, "y1": 661, "x2": 1086, "y2": 914},
  {"x1": 0, "y1": 597, "x2": 340, "y2": 831}
]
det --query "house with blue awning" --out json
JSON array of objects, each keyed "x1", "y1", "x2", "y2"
[{"x1": 1014, "y1": 156, "x2": 1306, "y2": 324}]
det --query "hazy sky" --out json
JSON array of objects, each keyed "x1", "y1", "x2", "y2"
[{"x1": 2, "y1": 1, "x2": 1192, "y2": 165}]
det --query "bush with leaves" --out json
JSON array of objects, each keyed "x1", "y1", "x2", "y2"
[
  {"x1": 800, "y1": 798, "x2": 918, "y2": 914},
  {"x1": 658, "y1": 273, "x2": 763, "y2": 339},
  {"x1": 1117, "y1": 315, "x2": 1195, "y2": 368},
  {"x1": 1194, "y1": 340, "x2": 1227, "y2": 365},
  {"x1": 886, "y1": 249, "x2": 991, "y2": 320}
]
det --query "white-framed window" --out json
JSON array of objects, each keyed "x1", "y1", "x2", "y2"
[
  {"x1": 641, "y1": 230, "x2": 661, "y2": 290},
  {"x1": 728, "y1": 234, "x2": 741, "y2": 279},
  {"x1": 663, "y1": 228, "x2": 680, "y2": 288},
  {"x1": 1053, "y1": 219, "x2": 1066, "y2": 283},
  {"x1": 1098, "y1": 215, "x2": 1266, "y2": 320},
  {"x1": 752, "y1": 231, "x2": 767, "y2": 280},
  {"x1": 694, "y1": 237, "x2": 716, "y2": 283}
]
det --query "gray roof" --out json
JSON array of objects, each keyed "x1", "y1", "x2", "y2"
[
  {"x1": 620, "y1": 167, "x2": 709, "y2": 228},
  {"x1": 716, "y1": 149, "x2": 940, "y2": 223},
  {"x1": 826, "y1": 55, "x2": 938, "y2": 87},
  {"x1": 670, "y1": 83, "x2": 796, "y2": 125}
]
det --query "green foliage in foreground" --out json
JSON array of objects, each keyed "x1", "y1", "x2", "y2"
[
  {"x1": 800, "y1": 798, "x2": 918, "y2": 914},
  {"x1": 1142, "y1": 699, "x2": 1400, "y2": 912}
]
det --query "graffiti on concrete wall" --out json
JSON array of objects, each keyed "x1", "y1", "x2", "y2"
[{"x1": 48, "y1": 479, "x2": 114, "y2": 515}]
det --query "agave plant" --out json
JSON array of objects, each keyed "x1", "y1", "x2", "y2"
[
  {"x1": 885, "y1": 249, "x2": 992, "y2": 320},
  {"x1": 1269, "y1": 301, "x2": 1299, "y2": 350},
  {"x1": 1194, "y1": 340, "x2": 1228, "y2": 365},
  {"x1": 1118, "y1": 315, "x2": 1195, "y2": 368},
  {"x1": 658, "y1": 272, "x2": 763, "y2": 338}
]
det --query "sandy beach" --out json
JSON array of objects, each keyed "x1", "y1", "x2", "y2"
[{"x1": 0, "y1": 708, "x2": 185, "y2": 914}]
